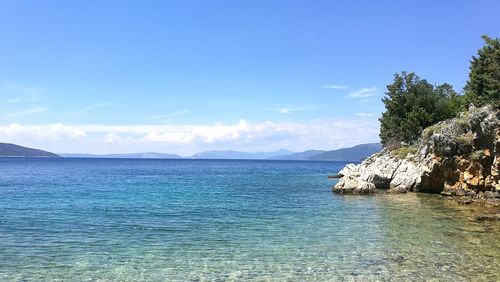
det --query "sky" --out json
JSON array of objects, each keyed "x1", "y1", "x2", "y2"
[{"x1": 0, "y1": 0, "x2": 498, "y2": 156}]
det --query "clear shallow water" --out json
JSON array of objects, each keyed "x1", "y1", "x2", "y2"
[{"x1": 0, "y1": 158, "x2": 498, "y2": 281}]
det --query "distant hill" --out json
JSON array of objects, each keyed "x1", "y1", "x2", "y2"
[
  {"x1": 0, "y1": 143, "x2": 59, "y2": 157},
  {"x1": 309, "y1": 143, "x2": 382, "y2": 161},
  {"x1": 269, "y1": 150, "x2": 326, "y2": 160},
  {"x1": 58, "y1": 145, "x2": 381, "y2": 161},
  {"x1": 60, "y1": 152, "x2": 182, "y2": 159},
  {"x1": 270, "y1": 143, "x2": 382, "y2": 161},
  {"x1": 191, "y1": 149, "x2": 293, "y2": 159}
]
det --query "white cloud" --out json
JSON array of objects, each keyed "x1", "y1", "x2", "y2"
[
  {"x1": 276, "y1": 108, "x2": 291, "y2": 114},
  {"x1": 323, "y1": 85, "x2": 349, "y2": 90},
  {"x1": 142, "y1": 130, "x2": 195, "y2": 143},
  {"x1": 0, "y1": 123, "x2": 87, "y2": 141},
  {"x1": 9, "y1": 107, "x2": 48, "y2": 117},
  {"x1": 1, "y1": 83, "x2": 41, "y2": 103},
  {"x1": 274, "y1": 106, "x2": 312, "y2": 114},
  {"x1": 139, "y1": 119, "x2": 256, "y2": 144},
  {"x1": 79, "y1": 102, "x2": 120, "y2": 113},
  {"x1": 0, "y1": 83, "x2": 47, "y2": 120},
  {"x1": 0, "y1": 119, "x2": 380, "y2": 155},
  {"x1": 356, "y1": 113, "x2": 375, "y2": 117},
  {"x1": 146, "y1": 110, "x2": 189, "y2": 121},
  {"x1": 104, "y1": 132, "x2": 123, "y2": 144},
  {"x1": 347, "y1": 87, "x2": 378, "y2": 98}
]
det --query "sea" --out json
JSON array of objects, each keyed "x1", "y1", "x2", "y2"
[{"x1": 0, "y1": 158, "x2": 498, "y2": 281}]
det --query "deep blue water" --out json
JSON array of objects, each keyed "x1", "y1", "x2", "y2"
[{"x1": 0, "y1": 158, "x2": 498, "y2": 281}]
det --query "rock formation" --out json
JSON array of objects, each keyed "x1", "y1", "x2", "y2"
[{"x1": 334, "y1": 105, "x2": 500, "y2": 206}]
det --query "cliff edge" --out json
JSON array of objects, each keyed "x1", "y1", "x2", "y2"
[{"x1": 334, "y1": 105, "x2": 500, "y2": 206}]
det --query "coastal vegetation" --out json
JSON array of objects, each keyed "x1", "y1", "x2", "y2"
[
  {"x1": 335, "y1": 104, "x2": 499, "y2": 199},
  {"x1": 334, "y1": 35, "x2": 500, "y2": 205},
  {"x1": 390, "y1": 145, "x2": 417, "y2": 160},
  {"x1": 379, "y1": 35, "x2": 500, "y2": 148},
  {"x1": 464, "y1": 35, "x2": 500, "y2": 109},
  {"x1": 379, "y1": 72, "x2": 461, "y2": 147}
]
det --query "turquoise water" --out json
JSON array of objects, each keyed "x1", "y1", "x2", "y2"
[{"x1": 0, "y1": 158, "x2": 498, "y2": 281}]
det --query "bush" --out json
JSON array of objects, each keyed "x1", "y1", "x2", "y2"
[
  {"x1": 379, "y1": 72, "x2": 462, "y2": 147},
  {"x1": 470, "y1": 150, "x2": 483, "y2": 161},
  {"x1": 455, "y1": 133, "x2": 474, "y2": 146},
  {"x1": 422, "y1": 124, "x2": 444, "y2": 142},
  {"x1": 456, "y1": 114, "x2": 470, "y2": 132},
  {"x1": 391, "y1": 146, "x2": 418, "y2": 160},
  {"x1": 379, "y1": 36, "x2": 499, "y2": 148}
]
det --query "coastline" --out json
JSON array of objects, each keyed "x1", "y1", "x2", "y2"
[{"x1": 332, "y1": 105, "x2": 500, "y2": 217}]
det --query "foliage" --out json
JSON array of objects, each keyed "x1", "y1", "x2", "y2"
[
  {"x1": 455, "y1": 113, "x2": 470, "y2": 132},
  {"x1": 379, "y1": 72, "x2": 461, "y2": 146},
  {"x1": 469, "y1": 150, "x2": 483, "y2": 161},
  {"x1": 464, "y1": 35, "x2": 500, "y2": 109},
  {"x1": 454, "y1": 132, "x2": 475, "y2": 151},
  {"x1": 422, "y1": 124, "x2": 444, "y2": 142},
  {"x1": 391, "y1": 146, "x2": 418, "y2": 160}
]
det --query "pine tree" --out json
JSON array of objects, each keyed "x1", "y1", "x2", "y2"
[
  {"x1": 464, "y1": 35, "x2": 500, "y2": 109},
  {"x1": 379, "y1": 72, "x2": 459, "y2": 147}
]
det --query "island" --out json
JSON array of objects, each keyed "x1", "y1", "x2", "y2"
[{"x1": 0, "y1": 143, "x2": 59, "y2": 157}]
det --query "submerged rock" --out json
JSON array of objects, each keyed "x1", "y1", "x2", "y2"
[
  {"x1": 475, "y1": 214, "x2": 500, "y2": 221},
  {"x1": 333, "y1": 105, "x2": 500, "y2": 199}
]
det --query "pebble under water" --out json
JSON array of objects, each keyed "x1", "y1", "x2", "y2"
[{"x1": 0, "y1": 158, "x2": 498, "y2": 281}]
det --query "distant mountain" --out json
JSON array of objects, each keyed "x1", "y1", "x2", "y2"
[
  {"x1": 269, "y1": 143, "x2": 382, "y2": 161},
  {"x1": 0, "y1": 143, "x2": 59, "y2": 157},
  {"x1": 60, "y1": 152, "x2": 182, "y2": 159},
  {"x1": 57, "y1": 145, "x2": 381, "y2": 161},
  {"x1": 191, "y1": 149, "x2": 293, "y2": 159},
  {"x1": 309, "y1": 143, "x2": 382, "y2": 161},
  {"x1": 269, "y1": 150, "x2": 326, "y2": 160}
]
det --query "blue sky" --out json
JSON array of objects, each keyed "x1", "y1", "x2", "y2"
[{"x1": 0, "y1": 0, "x2": 498, "y2": 155}]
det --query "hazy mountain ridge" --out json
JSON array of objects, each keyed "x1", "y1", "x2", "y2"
[
  {"x1": 269, "y1": 143, "x2": 381, "y2": 161},
  {"x1": 60, "y1": 152, "x2": 182, "y2": 159},
  {"x1": 0, "y1": 143, "x2": 59, "y2": 157},
  {"x1": 48, "y1": 144, "x2": 380, "y2": 160},
  {"x1": 268, "y1": 150, "x2": 326, "y2": 160},
  {"x1": 309, "y1": 143, "x2": 382, "y2": 161},
  {"x1": 190, "y1": 149, "x2": 293, "y2": 159}
]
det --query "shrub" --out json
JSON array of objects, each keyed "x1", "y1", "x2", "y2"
[
  {"x1": 379, "y1": 72, "x2": 461, "y2": 146},
  {"x1": 379, "y1": 35, "x2": 499, "y2": 147},
  {"x1": 391, "y1": 146, "x2": 418, "y2": 160},
  {"x1": 469, "y1": 150, "x2": 483, "y2": 161},
  {"x1": 455, "y1": 132, "x2": 474, "y2": 146},
  {"x1": 456, "y1": 115, "x2": 470, "y2": 132},
  {"x1": 422, "y1": 124, "x2": 443, "y2": 142}
]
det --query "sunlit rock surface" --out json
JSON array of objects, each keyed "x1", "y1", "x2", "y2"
[{"x1": 334, "y1": 105, "x2": 500, "y2": 206}]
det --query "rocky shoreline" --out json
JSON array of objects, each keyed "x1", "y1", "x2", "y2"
[{"x1": 333, "y1": 105, "x2": 500, "y2": 212}]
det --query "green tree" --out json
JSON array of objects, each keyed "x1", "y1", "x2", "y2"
[
  {"x1": 379, "y1": 72, "x2": 459, "y2": 147},
  {"x1": 464, "y1": 35, "x2": 500, "y2": 109}
]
